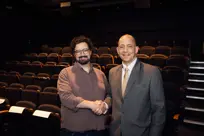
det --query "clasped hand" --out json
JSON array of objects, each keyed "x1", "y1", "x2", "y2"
[{"x1": 91, "y1": 100, "x2": 107, "y2": 115}]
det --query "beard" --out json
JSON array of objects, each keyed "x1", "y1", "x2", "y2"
[{"x1": 76, "y1": 56, "x2": 90, "y2": 65}]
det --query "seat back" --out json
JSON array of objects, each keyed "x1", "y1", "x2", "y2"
[
  {"x1": 1, "y1": 106, "x2": 33, "y2": 136},
  {"x1": 30, "y1": 110, "x2": 60, "y2": 136}
]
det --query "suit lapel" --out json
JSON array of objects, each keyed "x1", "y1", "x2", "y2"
[
  {"x1": 115, "y1": 65, "x2": 123, "y2": 100},
  {"x1": 124, "y1": 60, "x2": 141, "y2": 96}
]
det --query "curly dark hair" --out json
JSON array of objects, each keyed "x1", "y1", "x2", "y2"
[{"x1": 70, "y1": 35, "x2": 94, "y2": 53}]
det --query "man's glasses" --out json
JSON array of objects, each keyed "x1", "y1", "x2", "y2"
[{"x1": 74, "y1": 48, "x2": 90, "y2": 54}]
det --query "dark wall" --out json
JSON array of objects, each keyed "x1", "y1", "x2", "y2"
[
  {"x1": 24, "y1": 8, "x2": 204, "y2": 46},
  {"x1": 1, "y1": 7, "x2": 204, "y2": 62}
]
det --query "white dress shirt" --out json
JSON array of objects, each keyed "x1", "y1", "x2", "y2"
[
  {"x1": 104, "y1": 57, "x2": 137, "y2": 114},
  {"x1": 121, "y1": 57, "x2": 137, "y2": 86}
]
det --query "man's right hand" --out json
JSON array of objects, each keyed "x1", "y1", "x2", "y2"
[
  {"x1": 91, "y1": 100, "x2": 106, "y2": 115},
  {"x1": 77, "y1": 100, "x2": 107, "y2": 115}
]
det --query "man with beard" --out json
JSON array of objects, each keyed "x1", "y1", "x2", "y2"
[{"x1": 58, "y1": 35, "x2": 111, "y2": 136}]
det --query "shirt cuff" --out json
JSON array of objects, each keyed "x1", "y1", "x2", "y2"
[{"x1": 103, "y1": 102, "x2": 109, "y2": 114}]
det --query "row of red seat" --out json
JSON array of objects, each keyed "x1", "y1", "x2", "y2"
[
  {"x1": 0, "y1": 64, "x2": 188, "y2": 90},
  {"x1": 0, "y1": 82, "x2": 60, "y2": 107},
  {"x1": 0, "y1": 99, "x2": 60, "y2": 136},
  {"x1": 39, "y1": 45, "x2": 189, "y2": 57},
  {"x1": 8, "y1": 54, "x2": 189, "y2": 77}
]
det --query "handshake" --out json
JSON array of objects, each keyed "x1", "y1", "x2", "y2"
[{"x1": 90, "y1": 100, "x2": 107, "y2": 115}]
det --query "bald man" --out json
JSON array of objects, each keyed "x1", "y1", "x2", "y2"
[{"x1": 109, "y1": 34, "x2": 166, "y2": 136}]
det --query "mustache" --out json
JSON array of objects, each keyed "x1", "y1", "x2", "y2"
[{"x1": 79, "y1": 56, "x2": 88, "y2": 59}]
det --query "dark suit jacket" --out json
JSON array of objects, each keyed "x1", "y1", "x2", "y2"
[{"x1": 109, "y1": 60, "x2": 166, "y2": 136}]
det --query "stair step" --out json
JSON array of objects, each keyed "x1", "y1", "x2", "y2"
[
  {"x1": 186, "y1": 87, "x2": 204, "y2": 91},
  {"x1": 190, "y1": 61, "x2": 204, "y2": 64},
  {"x1": 189, "y1": 73, "x2": 204, "y2": 76},
  {"x1": 184, "y1": 119, "x2": 204, "y2": 126},
  {"x1": 185, "y1": 107, "x2": 204, "y2": 112},
  {"x1": 190, "y1": 66, "x2": 204, "y2": 70},
  {"x1": 188, "y1": 79, "x2": 204, "y2": 82},
  {"x1": 186, "y1": 95, "x2": 204, "y2": 100}
]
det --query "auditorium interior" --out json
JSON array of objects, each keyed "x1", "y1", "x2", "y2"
[{"x1": 0, "y1": 0, "x2": 204, "y2": 136}]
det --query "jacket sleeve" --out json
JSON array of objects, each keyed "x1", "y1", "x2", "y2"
[
  {"x1": 149, "y1": 67, "x2": 166, "y2": 136},
  {"x1": 57, "y1": 68, "x2": 84, "y2": 112},
  {"x1": 103, "y1": 73, "x2": 112, "y2": 109}
]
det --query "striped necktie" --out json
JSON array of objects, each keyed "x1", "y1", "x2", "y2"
[{"x1": 122, "y1": 68, "x2": 129, "y2": 97}]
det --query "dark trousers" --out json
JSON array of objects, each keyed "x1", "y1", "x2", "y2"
[{"x1": 60, "y1": 128, "x2": 107, "y2": 136}]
